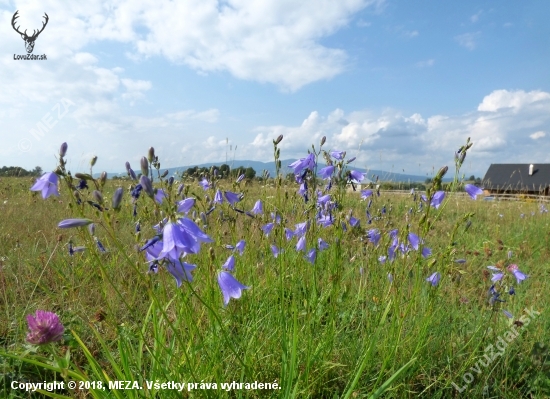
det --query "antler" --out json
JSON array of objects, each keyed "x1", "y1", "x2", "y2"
[
  {"x1": 11, "y1": 10, "x2": 25, "y2": 36},
  {"x1": 32, "y1": 13, "x2": 49, "y2": 38},
  {"x1": 11, "y1": 11, "x2": 49, "y2": 39}
]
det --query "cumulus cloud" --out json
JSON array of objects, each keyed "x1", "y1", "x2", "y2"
[
  {"x1": 242, "y1": 89, "x2": 550, "y2": 175},
  {"x1": 530, "y1": 131, "x2": 546, "y2": 140}
]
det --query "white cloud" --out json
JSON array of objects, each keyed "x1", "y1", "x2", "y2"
[
  {"x1": 455, "y1": 32, "x2": 480, "y2": 50},
  {"x1": 530, "y1": 131, "x2": 546, "y2": 140},
  {"x1": 478, "y1": 90, "x2": 550, "y2": 112},
  {"x1": 242, "y1": 89, "x2": 550, "y2": 175}
]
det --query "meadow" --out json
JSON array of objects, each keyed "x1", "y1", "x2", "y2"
[{"x1": 0, "y1": 139, "x2": 549, "y2": 398}]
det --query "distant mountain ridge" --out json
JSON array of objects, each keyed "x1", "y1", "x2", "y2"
[{"x1": 111, "y1": 159, "x2": 445, "y2": 183}]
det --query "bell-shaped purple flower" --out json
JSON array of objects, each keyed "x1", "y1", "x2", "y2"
[
  {"x1": 367, "y1": 229, "x2": 381, "y2": 246},
  {"x1": 30, "y1": 172, "x2": 59, "y2": 199},
  {"x1": 271, "y1": 244, "x2": 280, "y2": 258},
  {"x1": 318, "y1": 238, "x2": 329, "y2": 250},
  {"x1": 177, "y1": 198, "x2": 195, "y2": 214},
  {"x1": 222, "y1": 255, "x2": 236, "y2": 271},
  {"x1": 224, "y1": 191, "x2": 242, "y2": 206},
  {"x1": 491, "y1": 272, "x2": 504, "y2": 282},
  {"x1": 251, "y1": 200, "x2": 263, "y2": 215},
  {"x1": 319, "y1": 166, "x2": 335, "y2": 179},
  {"x1": 296, "y1": 236, "x2": 306, "y2": 252},
  {"x1": 155, "y1": 189, "x2": 167, "y2": 204},
  {"x1": 235, "y1": 240, "x2": 246, "y2": 255},
  {"x1": 295, "y1": 221, "x2": 308, "y2": 237},
  {"x1": 408, "y1": 233, "x2": 420, "y2": 251},
  {"x1": 349, "y1": 216, "x2": 360, "y2": 228},
  {"x1": 289, "y1": 153, "x2": 316, "y2": 175},
  {"x1": 160, "y1": 221, "x2": 197, "y2": 260},
  {"x1": 199, "y1": 178, "x2": 211, "y2": 191},
  {"x1": 430, "y1": 191, "x2": 445, "y2": 209},
  {"x1": 214, "y1": 189, "x2": 224, "y2": 204},
  {"x1": 317, "y1": 194, "x2": 331, "y2": 207},
  {"x1": 140, "y1": 175, "x2": 154, "y2": 198},
  {"x1": 330, "y1": 150, "x2": 345, "y2": 160},
  {"x1": 26, "y1": 310, "x2": 64, "y2": 345},
  {"x1": 262, "y1": 223, "x2": 274, "y2": 236},
  {"x1": 166, "y1": 260, "x2": 196, "y2": 287},
  {"x1": 285, "y1": 228, "x2": 295, "y2": 241},
  {"x1": 217, "y1": 271, "x2": 249, "y2": 306},
  {"x1": 361, "y1": 189, "x2": 372, "y2": 199},
  {"x1": 507, "y1": 264, "x2": 527, "y2": 284},
  {"x1": 426, "y1": 272, "x2": 441, "y2": 286},
  {"x1": 305, "y1": 248, "x2": 316, "y2": 264},
  {"x1": 421, "y1": 247, "x2": 432, "y2": 258},
  {"x1": 349, "y1": 170, "x2": 364, "y2": 182},
  {"x1": 465, "y1": 184, "x2": 483, "y2": 200}
]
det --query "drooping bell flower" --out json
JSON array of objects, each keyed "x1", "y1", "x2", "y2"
[
  {"x1": 30, "y1": 172, "x2": 59, "y2": 199},
  {"x1": 217, "y1": 271, "x2": 249, "y2": 306}
]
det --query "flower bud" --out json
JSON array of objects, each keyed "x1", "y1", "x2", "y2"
[
  {"x1": 99, "y1": 171, "x2": 107, "y2": 187},
  {"x1": 140, "y1": 157, "x2": 149, "y2": 177},
  {"x1": 436, "y1": 166, "x2": 448, "y2": 180},
  {"x1": 125, "y1": 162, "x2": 131, "y2": 173},
  {"x1": 161, "y1": 170, "x2": 169, "y2": 178},
  {"x1": 148, "y1": 147, "x2": 155, "y2": 162},
  {"x1": 273, "y1": 134, "x2": 283, "y2": 145},
  {"x1": 320, "y1": 136, "x2": 326, "y2": 146},
  {"x1": 168, "y1": 176, "x2": 174, "y2": 186},
  {"x1": 75, "y1": 173, "x2": 93, "y2": 180},
  {"x1": 128, "y1": 168, "x2": 137, "y2": 181},
  {"x1": 90, "y1": 156, "x2": 98, "y2": 167},
  {"x1": 177, "y1": 183, "x2": 184, "y2": 196},
  {"x1": 112, "y1": 187, "x2": 123, "y2": 210},
  {"x1": 59, "y1": 142, "x2": 68, "y2": 158},
  {"x1": 92, "y1": 190, "x2": 103, "y2": 203},
  {"x1": 88, "y1": 223, "x2": 95, "y2": 235},
  {"x1": 140, "y1": 175, "x2": 154, "y2": 198}
]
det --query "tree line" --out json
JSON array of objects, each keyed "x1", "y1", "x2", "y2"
[{"x1": 0, "y1": 166, "x2": 43, "y2": 177}]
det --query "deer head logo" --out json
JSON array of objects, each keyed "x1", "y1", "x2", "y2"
[{"x1": 11, "y1": 10, "x2": 49, "y2": 54}]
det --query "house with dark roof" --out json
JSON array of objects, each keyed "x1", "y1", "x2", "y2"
[{"x1": 482, "y1": 164, "x2": 550, "y2": 195}]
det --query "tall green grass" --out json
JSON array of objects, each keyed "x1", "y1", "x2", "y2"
[{"x1": 0, "y1": 142, "x2": 549, "y2": 398}]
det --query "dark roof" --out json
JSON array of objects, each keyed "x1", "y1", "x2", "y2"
[{"x1": 482, "y1": 164, "x2": 550, "y2": 192}]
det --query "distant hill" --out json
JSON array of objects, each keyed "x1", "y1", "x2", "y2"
[{"x1": 110, "y1": 159, "x2": 447, "y2": 183}]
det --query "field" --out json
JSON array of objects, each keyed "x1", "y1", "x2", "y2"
[{"x1": 1, "y1": 142, "x2": 549, "y2": 398}]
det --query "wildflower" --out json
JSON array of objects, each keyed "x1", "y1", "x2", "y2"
[
  {"x1": 347, "y1": 157, "x2": 356, "y2": 164},
  {"x1": 430, "y1": 191, "x2": 445, "y2": 209},
  {"x1": 177, "y1": 198, "x2": 195, "y2": 214},
  {"x1": 421, "y1": 247, "x2": 432, "y2": 258},
  {"x1": 367, "y1": 229, "x2": 381, "y2": 245},
  {"x1": 296, "y1": 236, "x2": 306, "y2": 252},
  {"x1": 317, "y1": 214, "x2": 333, "y2": 227},
  {"x1": 465, "y1": 184, "x2": 483, "y2": 200},
  {"x1": 140, "y1": 156, "x2": 149, "y2": 176},
  {"x1": 349, "y1": 216, "x2": 360, "y2": 228},
  {"x1": 349, "y1": 170, "x2": 364, "y2": 182},
  {"x1": 489, "y1": 285, "x2": 505, "y2": 305},
  {"x1": 507, "y1": 264, "x2": 527, "y2": 284},
  {"x1": 30, "y1": 172, "x2": 59, "y2": 199},
  {"x1": 214, "y1": 189, "x2": 224, "y2": 204},
  {"x1": 95, "y1": 237, "x2": 107, "y2": 252},
  {"x1": 262, "y1": 223, "x2": 274, "y2": 236},
  {"x1": 298, "y1": 182, "x2": 307, "y2": 197},
  {"x1": 408, "y1": 233, "x2": 420, "y2": 250},
  {"x1": 387, "y1": 273, "x2": 393, "y2": 283},
  {"x1": 59, "y1": 142, "x2": 68, "y2": 158},
  {"x1": 58, "y1": 219, "x2": 93, "y2": 229},
  {"x1": 318, "y1": 166, "x2": 334, "y2": 179},
  {"x1": 235, "y1": 240, "x2": 246, "y2": 255},
  {"x1": 361, "y1": 189, "x2": 373, "y2": 199},
  {"x1": 330, "y1": 150, "x2": 345, "y2": 160},
  {"x1": 140, "y1": 175, "x2": 154, "y2": 198},
  {"x1": 426, "y1": 272, "x2": 441, "y2": 286},
  {"x1": 284, "y1": 228, "x2": 295, "y2": 241},
  {"x1": 271, "y1": 244, "x2": 280, "y2": 258},
  {"x1": 378, "y1": 255, "x2": 387, "y2": 264},
  {"x1": 131, "y1": 184, "x2": 143, "y2": 200},
  {"x1": 317, "y1": 194, "x2": 331, "y2": 207},
  {"x1": 491, "y1": 273, "x2": 504, "y2": 282},
  {"x1": 88, "y1": 223, "x2": 95, "y2": 235},
  {"x1": 222, "y1": 255, "x2": 236, "y2": 271},
  {"x1": 217, "y1": 271, "x2": 249, "y2": 306},
  {"x1": 271, "y1": 212, "x2": 282, "y2": 224},
  {"x1": 295, "y1": 221, "x2": 308, "y2": 237},
  {"x1": 305, "y1": 248, "x2": 316, "y2": 264},
  {"x1": 165, "y1": 260, "x2": 196, "y2": 287},
  {"x1": 289, "y1": 154, "x2": 315, "y2": 175},
  {"x1": 509, "y1": 286, "x2": 515, "y2": 295},
  {"x1": 77, "y1": 179, "x2": 88, "y2": 190},
  {"x1": 224, "y1": 191, "x2": 242, "y2": 206},
  {"x1": 454, "y1": 259, "x2": 466, "y2": 264},
  {"x1": 112, "y1": 187, "x2": 123, "y2": 210},
  {"x1": 199, "y1": 178, "x2": 211, "y2": 190},
  {"x1": 159, "y1": 222, "x2": 197, "y2": 260},
  {"x1": 251, "y1": 200, "x2": 263, "y2": 215},
  {"x1": 236, "y1": 174, "x2": 245, "y2": 183},
  {"x1": 128, "y1": 168, "x2": 138, "y2": 181},
  {"x1": 318, "y1": 238, "x2": 329, "y2": 250},
  {"x1": 26, "y1": 310, "x2": 64, "y2": 345}
]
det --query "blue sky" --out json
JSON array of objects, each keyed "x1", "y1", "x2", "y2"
[{"x1": 1, "y1": 0, "x2": 549, "y2": 178}]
